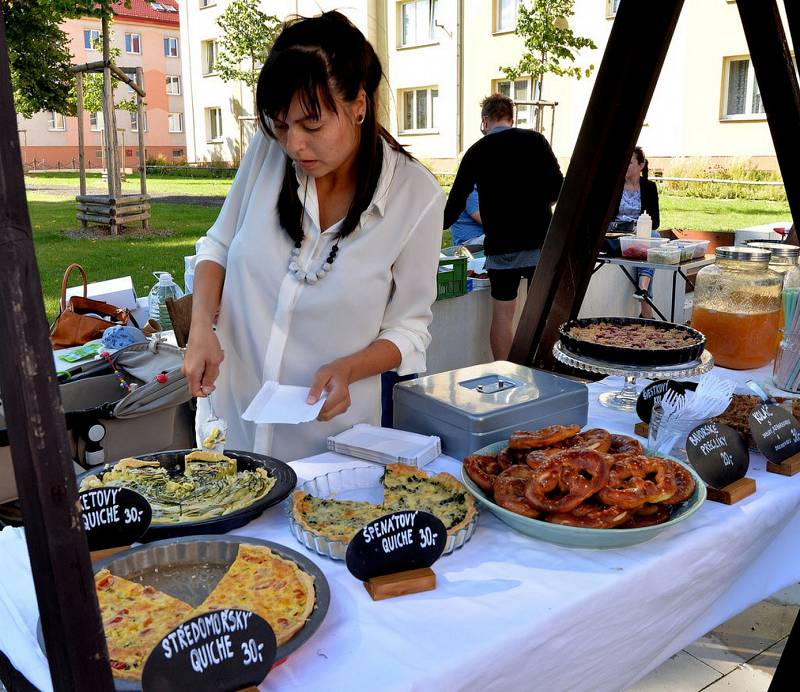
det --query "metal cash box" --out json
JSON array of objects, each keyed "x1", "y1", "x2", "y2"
[{"x1": 392, "y1": 361, "x2": 588, "y2": 461}]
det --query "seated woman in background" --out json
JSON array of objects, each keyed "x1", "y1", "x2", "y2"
[
  {"x1": 449, "y1": 186, "x2": 484, "y2": 247},
  {"x1": 610, "y1": 146, "x2": 660, "y2": 319}
]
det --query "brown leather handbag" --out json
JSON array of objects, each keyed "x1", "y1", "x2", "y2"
[{"x1": 49, "y1": 264, "x2": 132, "y2": 349}]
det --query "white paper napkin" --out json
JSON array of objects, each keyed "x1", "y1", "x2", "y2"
[{"x1": 242, "y1": 381, "x2": 326, "y2": 424}]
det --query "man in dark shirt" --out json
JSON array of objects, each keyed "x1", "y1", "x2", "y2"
[{"x1": 444, "y1": 94, "x2": 563, "y2": 360}]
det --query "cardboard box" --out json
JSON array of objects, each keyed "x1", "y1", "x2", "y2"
[{"x1": 65, "y1": 276, "x2": 138, "y2": 310}]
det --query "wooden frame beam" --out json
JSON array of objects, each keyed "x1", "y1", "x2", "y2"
[
  {"x1": 508, "y1": 0, "x2": 685, "y2": 368},
  {"x1": 0, "y1": 15, "x2": 112, "y2": 692}
]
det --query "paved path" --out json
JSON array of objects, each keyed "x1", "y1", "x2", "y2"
[{"x1": 25, "y1": 184, "x2": 225, "y2": 207}]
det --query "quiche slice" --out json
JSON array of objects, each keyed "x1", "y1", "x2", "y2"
[
  {"x1": 94, "y1": 568, "x2": 193, "y2": 681},
  {"x1": 195, "y1": 544, "x2": 315, "y2": 646},
  {"x1": 291, "y1": 463, "x2": 477, "y2": 544}
]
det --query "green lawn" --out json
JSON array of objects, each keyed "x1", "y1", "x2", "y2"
[
  {"x1": 26, "y1": 171, "x2": 233, "y2": 198},
  {"x1": 26, "y1": 179, "x2": 793, "y2": 321}
]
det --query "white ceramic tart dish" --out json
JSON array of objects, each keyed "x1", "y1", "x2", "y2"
[{"x1": 288, "y1": 464, "x2": 478, "y2": 560}]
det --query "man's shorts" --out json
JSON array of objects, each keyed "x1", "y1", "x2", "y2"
[{"x1": 487, "y1": 266, "x2": 535, "y2": 301}]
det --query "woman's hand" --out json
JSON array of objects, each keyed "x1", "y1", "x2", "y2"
[
  {"x1": 308, "y1": 358, "x2": 354, "y2": 422},
  {"x1": 183, "y1": 325, "x2": 224, "y2": 398}
]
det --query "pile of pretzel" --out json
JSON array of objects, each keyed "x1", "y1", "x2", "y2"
[{"x1": 464, "y1": 424, "x2": 696, "y2": 529}]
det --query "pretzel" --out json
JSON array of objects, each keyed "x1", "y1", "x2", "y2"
[
  {"x1": 464, "y1": 453, "x2": 511, "y2": 493},
  {"x1": 659, "y1": 460, "x2": 696, "y2": 505},
  {"x1": 508, "y1": 424, "x2": 581, "y2": 451},
  {"x1": 493, "y1": 466, "x2": 540, "y2": 518},
  {"x1": 608, "y1": 434, "x2": 644, "y2": 456},
  {"x1": 598, "y1": 455, "x2": 677, "y2": 508},
  {"x1": 525, "y1": 447, "x2": 565, "y2": 469},
  {"x1": 621, "y1": 504, "x2": 672, "y2": 528},
  {"x1": 524, "y1": 449, "x2": 610, "y2": 513},
  {"x1": 545, "y1": 503, "x2": 629, "y2": 529},
  {"x1": 558, "y1": 428, "x2": 612, "y2": 453}
]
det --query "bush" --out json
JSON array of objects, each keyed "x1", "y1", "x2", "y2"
[{"x1": 658, "y1": 157, "x2": 786, "y2": 202}]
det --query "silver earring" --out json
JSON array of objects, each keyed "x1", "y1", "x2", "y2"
[{"x1": 356, "y1": 114, "x2": 365, "y2": 124}]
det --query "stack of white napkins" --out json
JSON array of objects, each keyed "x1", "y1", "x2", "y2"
[{"x1": 327, "y1": 424, "x2": 441, "y2": 468}]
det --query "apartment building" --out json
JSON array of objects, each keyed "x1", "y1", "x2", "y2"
[
  {"x1": 17, "y1": 0, "x2": 186, "y2": 170},
  {"x1": 178, "y1": 1, "x2": 792, "y2": 170}
]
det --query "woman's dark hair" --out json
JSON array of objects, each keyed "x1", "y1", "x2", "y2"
[
  {"x1": 256, "y1": 11, "x2": 410, "y2": 243},
  {"x1": 633, "y1": 146, "x2": 649, "y2": 180}
]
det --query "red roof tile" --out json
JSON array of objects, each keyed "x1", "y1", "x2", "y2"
[{"x1": 113, "y1": 0, "x2": 180, "y2": 26}]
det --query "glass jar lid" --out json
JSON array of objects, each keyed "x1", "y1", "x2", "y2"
[
  {"x1": 715, "y1": 245, "x2": 772, "y2": 262},
  {"x1": 747, "y1": 242, "x2": 800, "y2": 258}
]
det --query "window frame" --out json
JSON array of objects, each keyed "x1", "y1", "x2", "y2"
[
  {"x1": 206, "y1": 107, "x2": 223, "y2": 142},
  {"x1": 124, "y1": 32, "x2": 141, "y2": 55},
  {"x1": 200, "y1": 0, "x2": 217, "y2": 7},
  {"x1": 398, "y1": 86, "x2": 439, "y2": 134},
  {"x1": 83, "y1": 28, "x2": 101, "y2": 51},
  {"x1": 168, "y1": 112, "x2": 184, "y2": 133},
  {"x1": 165, "y1": 75, "x2": 181, "y2": 95},
  {"x1": 493, "y1": 77, "x2": 536, "y2": 128},
  {"x1": 398, "y1": 0, "x2": 439, "y2": 49},
  {"x1": 495, "y1": 0, "x2": 520, "y2": 34},
  {"x1": 606, "y1": 0, "x2": 621, "y2": 19},
  {"x1": 48, "y1": 112, "x2": 66, "y2": 131},
  {"x1": 130, "y1": 110, "x2": 148, "y2": 133},
  {"x1": 163, "y1": 36, "x2": 179, "y2": 58},
  {"x1": 721, "y1": 55, "x2": 767, "y2": 121},
  {"x1": 89, "y1": 112, "x2": 103, "y2": 131},
  {"x1": 202, "y1": 39, "x2": 219, "y2": 76}
]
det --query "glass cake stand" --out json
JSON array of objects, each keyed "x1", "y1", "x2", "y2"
[{"x1": 552, "y1": 341, "x2": 715, "y2": 411}]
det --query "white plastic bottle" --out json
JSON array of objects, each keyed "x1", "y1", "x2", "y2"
[
  {"x1": 148, "y1": 272, "x2": 184, "y2": 331},
  {"x1": 636, "y1": 210, "x2": 653, "y2": 237}
]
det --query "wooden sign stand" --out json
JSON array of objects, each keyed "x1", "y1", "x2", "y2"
[
  {"x1": 364, "y1": 567, "x2": 436, "y2": 602},
  {"x1": 706, "y1": 478, "x2": 757, "y2": 505},
  {"x1": 767, "y1": 453, "x2": 800, "y2": 477}
]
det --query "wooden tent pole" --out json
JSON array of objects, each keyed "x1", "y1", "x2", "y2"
[
  {"x1": 736, "y1": 0, "x2": 800, "y2": 241},
  {"x1": 0, "y1": 16, "x2": 113, "y2": 691},
  {"x1": 135, "y1": 66, "x2": 148, "y2": 230},
  {"x1": 75, "y1": 72, "x2": 87, "y2": 229},
  {"x1": 508, "y1": 0, "x2": 685, "y2": 368}
]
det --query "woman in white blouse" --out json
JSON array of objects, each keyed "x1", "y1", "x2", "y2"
[{"x1": 184, "y1": 12, "x2": 445, "y2": 461}]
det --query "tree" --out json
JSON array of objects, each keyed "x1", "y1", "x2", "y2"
[
  {"x1": 216, "y1": 0, "x2": 281, "y2": 106},
  {"x1": 502, "y1": 0, "x2": 597, "y2": 104},
  {"x1": 3, "y1": 0, "x2": 124, "y2": 117},
  {"x1": 81, "y1": 40, "x2": 138, "y2": 117}
]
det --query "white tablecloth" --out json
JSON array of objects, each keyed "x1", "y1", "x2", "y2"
[{"x1": 2, "y1": 368, "x2": 800, "y2": 692}]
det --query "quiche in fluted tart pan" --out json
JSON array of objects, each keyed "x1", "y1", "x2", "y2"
[
  {"x1": 289, "y1": 463, "x2": 478, "y2": 559},
  {"x1": 559, "y1": 317, "x2": 706, "y2": 367}
]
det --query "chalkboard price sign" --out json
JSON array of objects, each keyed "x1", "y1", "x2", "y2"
[
  {"x1": 346, "y1": 510, "x2": 447, "y2": 583},
  {"x1": 78, "y1": 487, "x2": 152, "y2": 551},
  {"x1": 748, "y1": 404, "x2": 800, "y2": 463},
  {"x1": 142, "y1": 609, "x2": 276, "y2": 692},
  {"x1": 636, "y1": 380, "x2": 696, "y2": 424},
  {"x1": 686, "y1": 422, "x2": 749, "y2": 489}
]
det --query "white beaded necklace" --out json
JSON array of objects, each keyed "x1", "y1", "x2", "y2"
[{"x1": 287, "y1": 174, "x2": 342, "y2": 285}]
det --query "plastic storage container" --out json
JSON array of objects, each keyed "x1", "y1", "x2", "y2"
[
  {"x1": 647, "y1": 245, "x2": 681, "y2": 264},
  {"x1": 748, "y1": 242, "x2": 800, "y2": 289},
  {"x1": 620, "y1": 236, "x2": 667, "y2": 260},
  {"x1": 392, "y1": 361, "x2": 588, "y2": 460},
  {"x1": 666, "y1": 240, "x2": 703, "y2": 262},
  {"x1": 692, "y1": 247, "x2": 783, "y2": 369},
  {"x1": 148, "y1": 272, "x2": 184, "y2": 330},
  {"x1": 437, "y1": 256, "x2": 468, "y2": 300}
]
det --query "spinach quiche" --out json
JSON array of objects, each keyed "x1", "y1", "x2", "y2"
[{"x1": 291, "y1": 463, "x2": 477, "y2": 544}]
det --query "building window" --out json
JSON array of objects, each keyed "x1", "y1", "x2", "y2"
[
  {"x1": 83, "y1": 29, "x2": 101, "y2": 50},
  {"x1": 89, "y1": 112, "x2": 103, "y2": 131},
  {"x1": 206, "y1": 107, "x2": 223, "y2": 141},
  {"x1": 495, "y1": 78, "x2": 534, "y2": 127},
  {"x1": 202, "y1": 40, "x2": 219, "y2": 75},
  {"x1": 722, "y1": 57, "x2": 764, "y2": 119},
  {"x1": 607, "y1": 0, "x2": 621, "y2": 18},
  {"x1": 166, "y1": 75, "x2": 181, "y2": 95},
  {"x1": 48, "y1": 112, "x2": 66, "y2": 131},
  {"x1": 125, "y1": 33, "x2": 141, "y2": 54},
  {"x1": 400, "y1": 0, "x2": 438, "y2": 47},
  {"x1": 200, "y1": 0, "x2": 216, "y2": 7},
  {"x1": 123, "y1": 68, "x2": 143, "y2": 93},
  {"x1": 173, "y1": 149, "x2": 184, "y2": 158},
  {"x1": 168, "y1": 113, "x2": 184, "y2": 133},
  {"x1": 131, "y1": 111, "x2": 148, "y2": 132},
  {"x1": 163, "y1": 36, "x2": 179, "y2": 57},
  {"x1": 496, "y1": 0, "x2": 520, "y2": 33},
  {"x1": 399, "y1": 87, "x2": 439, "y2": 132}
]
